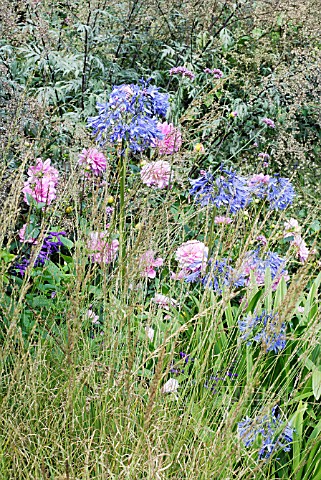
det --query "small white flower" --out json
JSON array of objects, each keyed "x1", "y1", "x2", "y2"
[
  {"x1": 161, "y1": 378, "x2": 179, "y2": 394},
  {"x1": 145, "y1": 326, "x2": 155, "y2": 342}
]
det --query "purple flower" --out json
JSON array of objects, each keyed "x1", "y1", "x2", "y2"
[
  {"x1": 87, "y1": 80, "x2": 169, "y2": 152},
  {"x1": 238, "y1": 406, "x2": 293, "y2": 460},
  {"x1": 238, "y1": 310, "x2": 286, "y2": 353},
  {"x1": 262, "y1": 117, "x2": 276, "y2": 128},
  {"x1": 266, "y1": 176, "x2": 295, "y2": 210},
  {"x1": 13, "y1": 231, "x2": 66, "y2": 276},
  {"x1": 169, "y1": 66, "x2": 195, "y2": 81},
  {"x1": 258, "y1": 152, "x2": 270, "y2": 160},
  {"x1": 204, "y1": 68, "x2": 223, "y2": 79},
  {"x1": 190, "y1": 167, "x2": 251, "y2": 214}
]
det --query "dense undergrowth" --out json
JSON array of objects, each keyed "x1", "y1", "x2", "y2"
[{"x1": 1, "y1": 1, "x2": 321, "y2": 479}]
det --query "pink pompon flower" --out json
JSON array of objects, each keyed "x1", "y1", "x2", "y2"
[
  {"x1": 175, "y1": 240, "x2": 208, "y2": 270},
  {"x1": 140, "y1": 160, "x2": 171, "y2": 189},
  {"x1": 156, "y1": 122, "x2": 182, "y2": 155},
  {"x1": 78, "y1": 148, "x2": 107, "y2": 176},
  {"x1": 283, "y1": 219, "x2": 309, "y2": 263},
  {"x1": 18, "y1": 223, "x2": 38, "y2": 244},
  {"x1": 214, "y1": 216, "x2": 232, "y2": 225},
  {"x1": 23, "y1": 158, "x2": 59, "y2": 206},
  {"x1": 87, "y1": 231, "x2": 119, "y2": 264},
  {"x1": 152, "y1": 294, "x2": 178, "y2": 310},
  {"x1": 262, "y1": 117, "x2": 275, "y2": 128},
  {"x1": 145, "y1": 326, "x2": 155, "y2": 341},
  {"x1": 248, "y1": 173, "x2": 270, "y2": 186},
  {"x1": 139, "y1": 250, "x2": 163, "y2": 278}
]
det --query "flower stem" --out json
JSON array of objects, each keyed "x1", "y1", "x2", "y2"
[{"x1": 119, "y1": 145, "x2": 128, "y2": 285}]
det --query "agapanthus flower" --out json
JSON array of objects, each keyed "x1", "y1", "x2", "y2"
[
  {"x1": 204, "y1": 68, "x2": 223, "y2": 78},
  {"x1": 87, "y1": 231, "x2": 119, "y2": 264},
  {"x1": 78, "y1": 148, "x2": 107, "y2": 176},
  {"x1": 22, "y1": 158, "x2": 59, "y2": 206},
  {"x1": 238, "y1": 406, "x2": 293, "y2": 461},
  {"x1": 169, "y1": 66, "x2": 195, "y2": 81},
  {"x1": 87, "y1": 80, "x2": 169, "y2": 152},
  {"x1": 262, "y1": 117, "x2": 276, "y2": 128},
  {"x1": 238, "y1": 249, "x2": 288, "y2": 289},
  {"x1": 139, "y1": 250, "x2": 163, "y2": 278},
  {"x1": 140, "y1": 160, "x2": 171, "y2": 188},
  {"x1": 266, "y1": 176, "x2": 295, "y2": 210},
  {"x1": 201, "y1": 258, "x2": 235, "y2": 292},
  {"x1": 238, "y1": 310, "x2": 286, "y2": 353},
  {"x1": 152, "y1": 294, "x2": 178, "y2": 310},
  {"x1": 156, "y1": 122, "x2": 182, "y2": 155},
  {"x1": 190, "y1": 168, "x2": 251, "y2": 213}
]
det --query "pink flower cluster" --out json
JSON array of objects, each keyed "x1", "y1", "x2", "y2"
[
  {"x1": 173, "y1": 240, "x2": 208, "y2": 279},
  {"x1": 262, "y1": 117, "x2": 275, "y2": 128},
  {"x1": 169, "y1": 66, "x2": 195, "y2": 81},
  {"x1": 248, "y1": 173, "x2": 270, "y2": 187},
  {"x1": 22, "y1": 158, "x2": 59, "y2": 206},
  {"x1": 204, "y1": 68, "x2": 223, "y2": 78},
  {"x1": 140, "y1": 160, "x2": 171, "y2": 189},
  {"x1": 78, "y1": 148, "x2": 107, "y2": 176},
  {"x1": 139, "y1": 250, "x2": 163, "y2": 278},
  {"x1": 284, "y1": 218, "x2": 309, "y2": 262},
  {"x1": 156, "y1": 122, "x2": 182, "y2": 155},
  {"x1": 87, "y1": 231, "x2": 119, "y2": 264},
  {"x1": 152, "y1": 294, "x2": 178, "y2": 310}
]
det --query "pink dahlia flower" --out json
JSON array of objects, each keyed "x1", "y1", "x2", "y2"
[
  {"x1": 175, "y1": 240, "x2": 208, "y2": 270},
  {"x1": 156, "y1": 122, "x2": 182, "y2": 155},
  {"x1": 78, "y1": 148, "x2": 107, "y2": 176},
  {"x1": 140, "y1": 160, "x2": 171, "y2": 189},
  {"x1": 23, "y1": 158, "x2": 59, "y2": 206},
  {"x1": 87, "y1": 231, "x2": 119, "y2": 264},
  {"x1": 214, "y1": 216, "x2": 232, "y2": 225},
  {"x1": 139, "y1": 250, "x2": 163, "y2": 278}
]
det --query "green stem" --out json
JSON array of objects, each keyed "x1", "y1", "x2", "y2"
[{"x1": 119, "y1": 146, "x2": 128, "y2": 285}]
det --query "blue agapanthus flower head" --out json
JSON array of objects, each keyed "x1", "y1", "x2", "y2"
[
  {"x1": 238, "y1": 310, "x2": 286, "y2": 353},
  {"x1": 87, "y1": 80, "x2": 169, "y2": 152},
  {"x1": 238, "y1": 406, "x2": 293, "y2": 461},
  {"x1": 266, "y1": 176, "x2": 295, "y2": 210},
  {"x1": 189, "y1": 167, "x2": 251, "y2": 214}
]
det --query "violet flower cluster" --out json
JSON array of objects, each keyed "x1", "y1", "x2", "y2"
[
  {"x1": 189, "y1": 168, "x2": 295, "y2": 212},
  {"x1": 238, "y1": 310, "x2": 286, "y2": 353},
  {"x1": 87, "y1": 80, "x2": 169, "y2": 152},
  {"x1": 204, "y1": 68, "x2": 223, "y2": 78},
  {"x1": 189, "y1": 168, "x2": 251, "y2": 213},
  {"x1": 238, "y1": 406, "x2": 293, "y2": 460},
  {"x1": 14, "y1": 231, "x2": 66, "y2": 276},
  {"x1": 169, "y1": 66, "x2": 195, "y2": 81}
]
